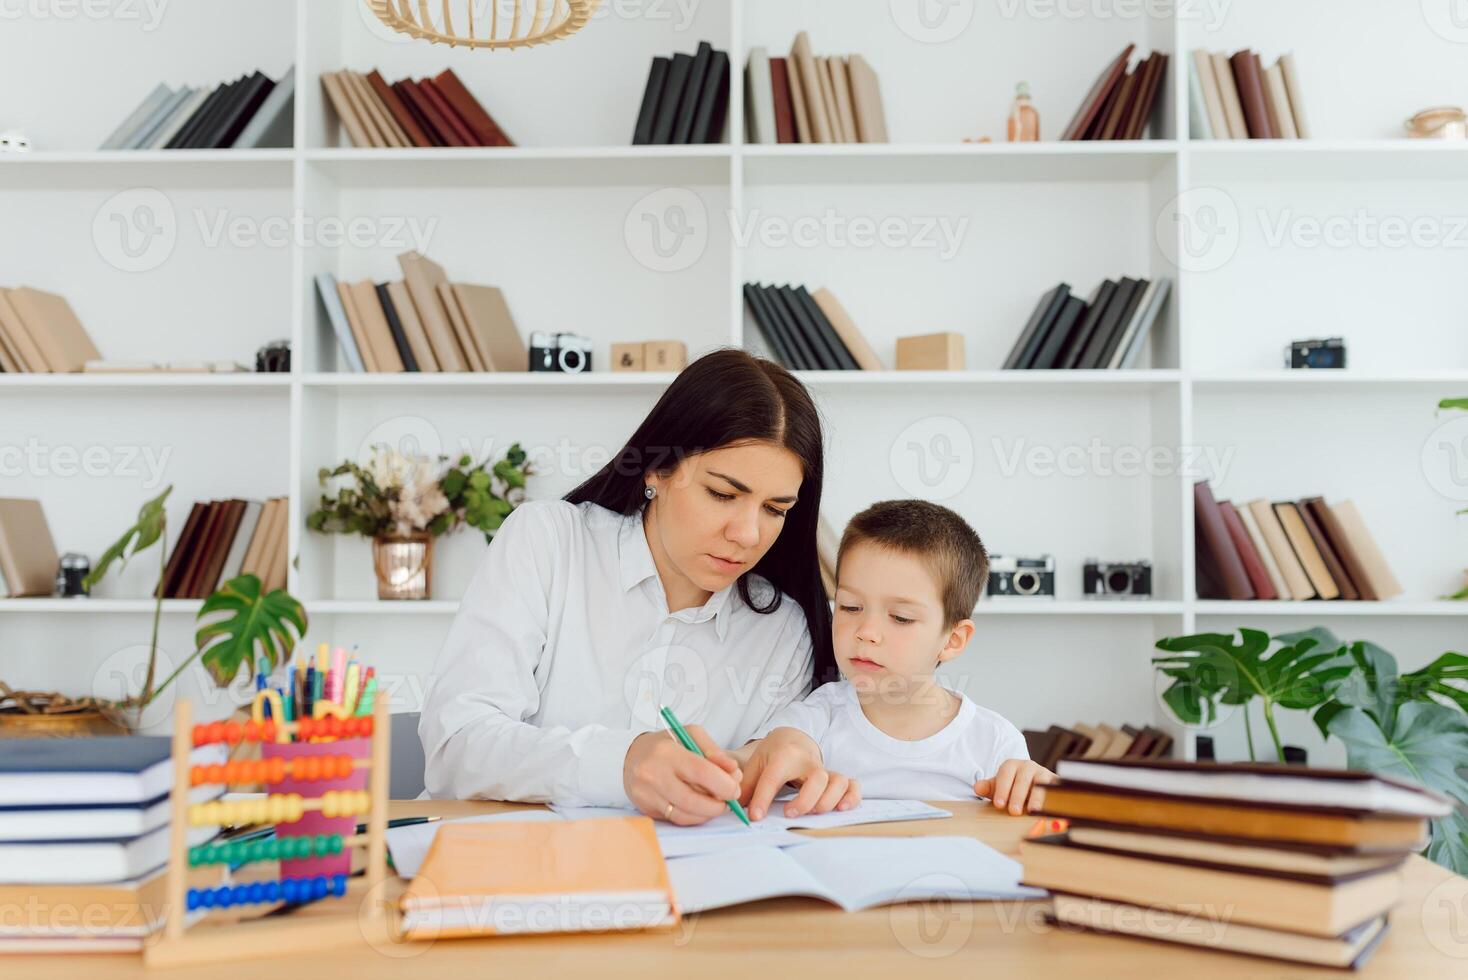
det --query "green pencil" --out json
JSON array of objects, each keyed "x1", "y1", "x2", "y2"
[{"x1": 659, "y1": 705, "x2": 751, "y2": 827}]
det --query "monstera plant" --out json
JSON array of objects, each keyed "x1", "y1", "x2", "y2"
[
  {"x1": 82, "y1": 487, "x2": 307, "y2": 729},
  {"x1": 1155, "y1": 627, "x2": 1468, "y2": 874}
]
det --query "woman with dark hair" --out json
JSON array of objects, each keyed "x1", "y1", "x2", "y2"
[{"x1": 420, "y1": 350, "x2": 857, "y2": 825}]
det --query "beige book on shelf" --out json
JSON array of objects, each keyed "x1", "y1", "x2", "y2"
[
  {"x1": 437, "y1": 282, "x2": 486, "y2": 371},
  {"x1": 0, "y1": 289, "x2": 48, "y2": 371},
  {"x1": 1246, "y1": 499, "x2": 1314, "y2": 600},
  {"x1": 811, "y1": 288, "x2": 885, "y2": 370},
  {"x1": 347, "y1": 280, "x2": 405, "y2": 372},
  {"x1": 338, "y1": 70, "x2": 391, "y2": 148},
  {"x1": 260, "y1": 498, "x2": 289, "y2": 593},
  {"x1": 1330, "y1": 500, "x2": 1404, "y2": 600},
  {"x1": 237, "y1": 497, "x2": 276, "y2": 580},
  {"x1": 0, "y1": 324, "x2": 18, "y2": 372},
  {"x1": 335, "y1": 279, "x2": 382, "y2": 372},
  {"x1": 815, "y1": 511, "x2": 840, "y2": 577},
  {"x1": 1210, "y1": 51, "x2": 1250, "y2": 139},
  {"x1": 1263, "y1": 61, "x2": 1299, "y2": 139},
  {"x1": 346, "y1": 70, "x2": 407, "y2": 148},
  {"x1": 786, "y1": 51, "x2": 812, "y2": 143},
  {"x1": 1073, "y1": 723, "x2": 1107, "y2": 759},
  {"x1": 1275, "y1": 502, "x2": 1340, "y2": 600},
  {"x1": 1278, "y1": 52, "x2": 1312, "y2": 139},
  {"x1": 0, "y1": 498, "x2": 59, "y2": 597},
  {"x1": 6, "y1": 287, "x2": 101, "y2": 374},
  {"x1": 790, "y1": 32, "x2": 833, "y2": 143},
  {"x1": 1100, "y1": 727, "x2": 1134, "y2": 760},
  {"x1": 1192, "y1": 49, "x2": 1228, "y2": 139},
  {"x1": 398, "y1": 251, "x2": 469, "y2": 372},
  {"x1": 827, "y1": 57, "x2": 857, "y2": 142},
  {"x1": 320, "y1": 71, "x2": 372, "y2": 148},
  {"x1": 450, "y1": 284, "x2": 528, "y2": 372},
  {"x1": 387, "y1": 280, "x2": 441, "y2": 372},
  {"x1": 815, "y1": 56, "x2": 845, "y2": 142},
  {"x1": 218, "y1": 500, "x2": 263, "y2": 583},
  {"x1": 82, "y1": 361, "x2": 161, "y2": 373},
  {"x1": 818, "y1": 561, "x2": 836, "y2": 601},
  {"x1": 846, "y1": 54, "x2": 889, "y2": 143},
  {"x1": 1089, "y1": 723, "x2": 1121, "y2": 758},
  {"x1": 1236, "y1": 503, "x2": 1290, "y2": 600}
]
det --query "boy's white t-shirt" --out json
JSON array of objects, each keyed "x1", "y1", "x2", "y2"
[{"x1": 755, "y1": 680, "x2": 1029, "y2": 801}]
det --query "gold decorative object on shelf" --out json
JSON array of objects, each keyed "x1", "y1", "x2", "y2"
[
  {"x1": 372, "y1": 532, "x2": 434, "y2": 600},
  {"x1": 367, "y1": 0, "x2": 601, "y2": 50}
]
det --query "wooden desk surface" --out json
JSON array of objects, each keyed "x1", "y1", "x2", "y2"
[{"x1": 13, "y1": 799, "x2": 1466, "y2": 977}]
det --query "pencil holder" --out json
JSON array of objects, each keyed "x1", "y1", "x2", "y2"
[{"x1": 260, "y1": 736, "x2": 371, "y2": 878}]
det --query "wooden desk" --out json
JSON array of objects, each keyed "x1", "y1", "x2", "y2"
[{"x1": 13, "y1": 799, "x2": 1465, "y2": 977}]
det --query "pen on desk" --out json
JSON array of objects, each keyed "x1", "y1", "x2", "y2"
[{"x1": 658, "y1": 705, "x2": 751, "y2": 827}]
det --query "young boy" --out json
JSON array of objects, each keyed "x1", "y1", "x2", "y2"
[{"x1": 756, "y1": 500, "x2": 1054, "y2": 814}]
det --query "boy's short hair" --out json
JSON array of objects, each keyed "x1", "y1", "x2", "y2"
[{"x1": 836, "y1": 500, "x2": 989, "y2": 627}]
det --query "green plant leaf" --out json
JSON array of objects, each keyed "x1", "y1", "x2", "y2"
[
  {"x1": 1312, "y1": 640, "x2": 1401, "y2": 738},
  {"x1": 83, "y1": 486, "x2": 172, "y2": 591},
  {"x1": 194, "y1": 575, "x2": 308, "y2": 688},
  {"x1": 1439, "y1": 397, "x2": 1468, "y2": 411},
  {"x1": 1154, "y1": 629, "x2": 1352, "y2": 714},
  {"x1": 1328, "y1": 701, "x2": 1468, "y2": 875},
  {"x1": 1403, "y1": 652, "x2": 1468, "y2": 714}
]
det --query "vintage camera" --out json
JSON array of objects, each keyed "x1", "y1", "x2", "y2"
[
  {"x1": 1084, "y1": 559, "x2": 1152, "y2": 598},
  {"x1": 987, "y1": 555, "x2": 1055, "y2": 598},
  {"x1": 255, "y1": 339, "x2": 291, "y2": 373},
  {"x1": 529, "y1": 332, "x2": 593, "y2": 374},
  {"x1": 55, "y1": 553, "x2": 91, "y2": 598},
  {"x1": 1286, "y1": 338, "x2": 1346, "y2": 370}
]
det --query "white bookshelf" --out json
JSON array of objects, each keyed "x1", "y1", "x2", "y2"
[{"x1": 1, "y1": 2, "x2": 1464, "y2": 768}]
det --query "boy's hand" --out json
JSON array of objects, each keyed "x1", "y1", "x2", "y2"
[
  {"x1": 973, "y1": 759, "x2": 1056, "y2": 816},
  {"x1": 738, "y1": 727, "x2": 861, "y2": 821}
]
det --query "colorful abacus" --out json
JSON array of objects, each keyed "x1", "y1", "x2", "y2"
[{"x1": 144, "y1": 696, "x2": 392, "y2": 968}]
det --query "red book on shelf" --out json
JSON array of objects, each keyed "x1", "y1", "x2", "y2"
[
  {"x1": 1220, "y1": 501, "x2": 1278, "y2": 600},
  {"x1": 414, "y1": 78, "x2": 477, "y2": 147},
  {"x1": 432, "y1": 68, "x2": 514, "y2": 147},
  {"x1": 367, "y1": 69, "x2": 432, "y2": 147},
  {"x1": 393, "y1": 80, "x2": 448, "y2": 146},
  {"x1": 158, "y1": 502, "x2": 206, "y2": 599},
  {"x1": 1061, "y1": 44, "x2": 1135, "y2": 141},
  {"x1": 1229, "y1": 50, "x2": 1275, "y2": 138},
  {"x1": 1194, "y1": 481, "x2": 1255, "y2": 600},
  {"x1": 769, "y1": 57, "x2": 796, "y2": 144}
]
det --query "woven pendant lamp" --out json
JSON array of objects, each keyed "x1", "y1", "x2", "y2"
[{"x1": 367, "y1": 0, "x2": 601, "y2": 50}]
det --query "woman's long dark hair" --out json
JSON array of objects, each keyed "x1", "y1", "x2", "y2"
[{"x1": 565, "y1": 348, "x2": 835, "y2": 688}]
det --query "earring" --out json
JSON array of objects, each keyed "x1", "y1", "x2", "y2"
[{"x1": 644, "y1": 485, "x2": 656, "y2": 500}]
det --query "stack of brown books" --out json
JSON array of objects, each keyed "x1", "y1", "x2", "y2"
[
  {"x1": 1024, "y1": 723, "x2": 1173, "y2": 769},
  {"x1": 315, "y1": 252, "x2": 527, "y2": 374},
  {"x1": 742, "y1": 32, "x2": 888, "y2": 145},
  {"x1": 1060, "y1": 44, "x2": 1169, "y2": 141},
  {"x1": 1022, "y1": 758, "x2": 1453, "y2": 968},
  {"x1": 1195, "y1": 481, "x2": 1402, "y2": 601},
  {"x1": 159, "y1": 497, "x2": 287, "y2": 599},
  {"x1": 320, "y1": 67, "x2": 511, "y2": 148},
  {"x1": 0, "y1": 287, "x2": 100, "y2": 374},
  {"x1": 1191, "y1": 49, "x2": 1309, "y2": 140}
]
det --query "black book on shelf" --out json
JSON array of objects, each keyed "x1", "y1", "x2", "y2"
[
  {"x1": 1003, "y1": 284, "x2": 1069, "y2": 369},
  {"x1": 759, "y1": 284, "x2": 821, "y2": 369},
  {"x1": 795, "y1": 285, "x2": 859, "y2": 370},
  {"x1": 1059, "y1": 279, "x2": 1117, "y2": 369},
  {"x1": 1091, "y1": 277, "x2": 1150, "y2": 369},
  {"x1": 165, "y1": 80, "x2": 229, "y2": 149},
  {"x1": 777, "y1": 285, "x2": 843, "y2": 370},
  {"x1": 1074, "y1": 277, "x2": 1141, "y2": 369},
  {"x1": 650, "y1": 53, "x2": 693, "y2": 145},
  {"x1": 1028, "y1": 294, "x2": 1087, "y2": 370},
  {"x1": 375, "y1": 283, "x2": 420, "y2": 372},
  {"x1": 690, "y1": 49, "x2": 730, "y2": 144},
  {"x1": 743, "y1": 283, "x2": 798, "y2": 368},
  {"x1": 632, "y1": 56, "x2": 671, "y2": 145},
  {"x1": 672, "y1": 41, "x2": 713, "y2": 145},
  {"x1": 181, "y1": 76, "x2": 245, "y2": 149},
  {"x1": 217, "y1": 71, "x2": 277, "y2": 148}
]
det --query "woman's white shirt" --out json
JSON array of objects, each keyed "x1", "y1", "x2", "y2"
[{"x1": 419, "y1": 499, "x2": 814, "y2": 807}]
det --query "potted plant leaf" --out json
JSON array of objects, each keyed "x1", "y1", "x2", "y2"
[
  {"x1": 1439, "y1": 396, "x2": 1468, "y2": 599},
  {"x1": 307, "y1": 443, "x2": 531, "y2": 600},
  {"x1": 0, "y1": 486, "x2": 308, "y2": 736}
]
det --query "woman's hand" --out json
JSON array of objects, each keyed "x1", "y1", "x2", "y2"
[
  {"x1": 737, "y1": 727, "x2": 861, "y2": 821},
  {"x1": 974, "y1": 759, "x2": 1056, "y2": 816},
  {"x1": 622, "y1": 726, "x2": 743, "y2": 826}
]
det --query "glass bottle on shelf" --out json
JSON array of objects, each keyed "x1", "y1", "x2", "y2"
[{"x1": 1007, "y1": 82, "x2": 1040, "y2": 142}]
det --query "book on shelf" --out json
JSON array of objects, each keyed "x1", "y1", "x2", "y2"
[
  {"x1": 1022, "y1": 758, "x2": 1453, "y2": 968},
  {"x1": 633, "y1": 41, "x2": 730, "y2": 145},
  {"x1": 1193, "y1": 482, "x2": 1400, "y2": 602},
  {"x1": 1190, "y1": 48, "x2": 1309, "y2": 139},
  {"x1": 742, "y1": 282, "x2": 880, "y2": 371},
  {"x1": 159, "y1": 496, "x2": 286, "y2": 599},
  {"x1": 1022, "y1": 722, "x2": 1173, "y2": 771},
  {"x1": 318, "y1": 254, "x2": 528, "y2": 373},
  {"x1": 1059, "y1": 44, "x2": 1170, "y2": 141},
  {"x1": 98, "y1": 67, "x2": 293, "y2": 150},
  {"x1": 0, "y1": 287, "x2": 101, "y2": 374},
  {"x1": 322, "y1": 67, "x2": 511, "y2": 149},
  {"x1": 743, "y1": 35, "x2": 888, "y2": 144},
  {"x1": 1002, "y1": 276, "x2": 1170, "y2": 371},
  {"x1": 0, "y1": 498, "x2": 59, "y2": 598}
]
